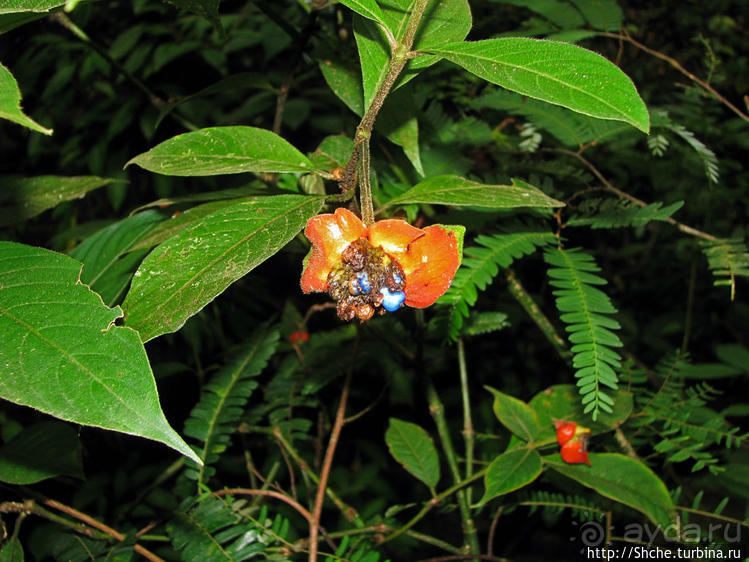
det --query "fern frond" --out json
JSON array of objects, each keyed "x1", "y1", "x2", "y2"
[
  {"x1": 651, "y1": 110, "x2": 720, "y2": 183},
  {"x1": 700, "y1": 238, "x2": 749, "y2": 300},
  {"x1": 438, "y1": 228, "x2": 556, "y2": 342},
  {"x1": 520, "y1": 490, "x2": 605, "y2": 522},
  {"x1": 544, "y1": 247, "x2": 622, "y2": 420},
  {"x1": 567, "y1": 199, "x2": 684, "y2": 229},
  {"x1": 184, "y1": 325, "x2": 280, "y2": 485},
  {"x1": 168, "y1": 497, "x2": 288, "y2": 561},
  {"x1": 462, "y1": 311, "x2": 511, "y2": 337}
]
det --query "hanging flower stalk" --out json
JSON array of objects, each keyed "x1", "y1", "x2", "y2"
[{"x1": 301, "y1": 208, "x2": 464, "y2": 322}]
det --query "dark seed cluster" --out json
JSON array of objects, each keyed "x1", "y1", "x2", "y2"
[{"x1": 326, "y1": 238, "x2": 406, "y2": 322}]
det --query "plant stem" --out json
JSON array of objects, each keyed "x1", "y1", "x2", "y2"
[
  {"x1": 457, "y1": 339, "x2": 475, "y2": 501},
  {"x1": 426, "y1": 382, "x2": 480, "y2": 557},
  {"x1": 504, "y1": 269, "x2": 570, "y2": 361},
  {"x1": 339, "y1": 0, "x2": 430, "y2": 212},
  {"x1": 359, "y1": 136, "x2": 374, "y2": 225}
]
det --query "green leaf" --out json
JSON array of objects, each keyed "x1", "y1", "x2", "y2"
[
  {"x1": 0, "y1": 536, "x2": 23, "y2": 561},
  {"x1": 529, "y1": 384, "x2": 633, "y2": 444},
  {"x1": 385, "y1": 175, "x2": 564, "y2": 209},
  {"x1": 129, "y1": 200, "x2": 242, "y2": 253},
  {"x1": 426, "y1": 38, "x2": 650, "y2": 133},
  {"x1": 0, "y1": 175, "x2": 115, "y2": 227},
  {"x1": 354, "y1": 0, "x2": 471, "y2": 111},
  {"x1": 0, "y1": 63, "x2": 52, "y2": 134},
  {"x1": 385, "y1": 418, "x2": 440, "y2": 489},
  {"x1": 0, "y1": 242, "x2": 200, "y2": 465},
  {"x1": 546, "y1": 453, "x2": 676, "y2": 528},
  {"x1": 378, "y1": 86, "x2": 424, "y2": 175},
  {"x1": 0, "y1": 421, "x2": 83, "y2": 484},
  {"x1": 567, "y1": 0, "x2": 623, "y2": 31},
  {"x1": 70, "y1": 210, "x2": 164, "y2": 306},
  {"x1": 309, "y1": 135, "x2": 355, "y2": 171},
  {"x1": 123, "y1": 195, "x2": 325, "y2": 342},
  {"x1": 319, "y1": 58, "x2": 364, "y2": 116},
  {"x1": 125, "y1": 126, "x2": 317, "y2": 176},
  {"x1": 338, "y1": 0, "x2": 387, "y2": 27},
  {"x1": 486, "y1": 386, "x2": 541, "y2": 442},
  {"x1": 480, "y1": 448, "x2": 543, "y2": 504},
  {"x1": 0, "y1": 0, "x2": 65, "y2": 13}
]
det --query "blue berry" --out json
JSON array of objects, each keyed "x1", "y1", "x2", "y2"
[
  {"x1": 380, "y1": 287, "x2": 405, "y2": 312},
  {"x1": 356, "y1": 271, "x2": 372, "y2": 294}
]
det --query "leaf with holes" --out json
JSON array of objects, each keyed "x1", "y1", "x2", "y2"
[
  {"x1": 123, "y1": 195, "x2": 325, "y2": 342},
  {"x1": 0, "y1": 242, "x2": 200, "y2": 464}
]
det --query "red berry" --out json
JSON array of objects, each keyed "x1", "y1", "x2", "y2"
[
  {"x1": 289, "y1": 330, "x2": 309, "y2": 344},
  {"x1": 560, "y1": 437, "x2": 591, "y2": 466},
  {"x1": 554, "y1": 420, "x2": 577, "y2": 445}
]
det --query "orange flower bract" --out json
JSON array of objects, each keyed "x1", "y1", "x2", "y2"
[{"x1": 300, "y1": 208, "x2": 463, "y2": 319}]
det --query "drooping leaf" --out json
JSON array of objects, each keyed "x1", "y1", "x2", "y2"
[
  {"x1": 480, "y1": 448, "x2": 543, "y2": 504},
  {"x1": 425, "y1": 38, "x2": 650, "y2": 133},
  {"x1": 0, "y1": 421, "x2": 84, "y2": 484},
  {"x1": 123, "y1": 195, "x2": 325, "y2": 342},
  {"x1": 0, "y1": 63, "x2": 51, "y2": 134},
  {"x1": 319, "y1": 57, "x2": 364, "y2": 117},
  {"x1": 385, "y1": 175, "x2": 564, "y2": 209},
  {"x1": 126, "y1": 126, "x2": 318, "y2": 176},
  {"x1": 70, "y1": 210, "x2": 164, "y2": 305},
  {"x1": 385, "y1": 418, "x2": 440, "y2": 489},
  {"x1": 0, "y1": 242, "x2": 200, "y2": 464},
  {"x1": 486, "y1": 386, "x2": 541, "y2": 442},
  {"x1": 377, "y1": 86, "x2": 424, "y2": 175},
  {"x1": 0, "y1": 175, "x2": 115, "y2": 227},
  {"x1": 547, "y1": 453, "x2": 676, "y2": 528}
]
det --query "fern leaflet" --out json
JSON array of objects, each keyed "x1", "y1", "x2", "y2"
[
  {"x1": 700, "y1": 238, "x2": 749, "y2": 300},
  {"x1": 567, "y1": 199, "x2": 684, "y2": 229},
  {"x1": 184, "y1": 324, "x2": 279, "y2": 485},
  {"x1": 544, "y1": 247, "x2": 622, "y2": 420},
  {"x1": 438, "y1": 228, "x2": 555, "y2": 342}
]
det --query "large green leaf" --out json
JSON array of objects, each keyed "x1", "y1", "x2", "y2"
[
  {"x1": 0, "y1": 175, "x2": 115, "y2": 227},
  {"x1": 0, "y1": 0, "x2": 65, "y2": 14},
  {"x1": 354, "y1": 0, "x2": 471, "y2": 111},
  {"x1": 425, "y1": 38, "x2": 650, "y2": 133},
  {"x1": 126, "y1": 126, "x2": 317, "y2": 176},
  {"x1": 0, "y1": 421, "x2": 83, "y2": 484},
  {"x1": 377, "y1": 86, "x2": 424, "y2": 175},
  {"x1": 529, "y1": 384, "x2": 633, "y2": 445},
  {"x1": 480, "y1": 448, "x2": 543, "y2": 504},
  {"x1": 385, "y1": 175, "x2": 564, "y2": 209},
  {"x1": 547, "y1": 453, "x2": 676, "y2": 528},
  {"x1": 319, "y1": 57, "x2": 365, "y2": 116},
  {"x1": 385, "y1": 418, "x2": 440, "y2": 489},
  {"x1": 70, "y1": 210, "x2": 164, "y2": 306},
  {"x1": 486, "y1": 386, "x2": 542, "y2": 442},
  {"x1": 0, "y1": 242, "x2": 200, "y2": 464},
  {"x1": 0, "y1": 63, "x2": 51, "y2": 134},
  {"x1": 123, "y1": 195, "x2": 325, "y2": 342},
  {"x1": 129, "y1": 200, "x2": 243, "y2": 253}
]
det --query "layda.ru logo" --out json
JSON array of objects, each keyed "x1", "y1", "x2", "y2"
[{"x1": 571, "y1": 520, "x2": 745, "y2": 559}]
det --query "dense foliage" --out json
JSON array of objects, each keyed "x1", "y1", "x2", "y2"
[{"x1": 1, "y1": 0, "x2": 748, "y2": 560}]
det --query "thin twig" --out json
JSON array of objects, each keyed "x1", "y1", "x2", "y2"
[
  {"x1": 213, "y1": 488, "x2": 314, "y2": 523},
  {"x1": 308, "y1": 338, "x2": 357, "y2": 561},
  {"x1": 42, "y1": 499, "x2": 165, "y2": 562},
  {"x1": 457, "y1": 339, "x2": 475, "y2": 502},
  {"x1": 486, "y1": 506, "x2": 503, "y2": 556},
  {"x1": 549, "y1": 148, "x2": 718, "y2": 242},
  {"x1": 598, "y1": 31, "x2": 749, "y2": 123}
]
